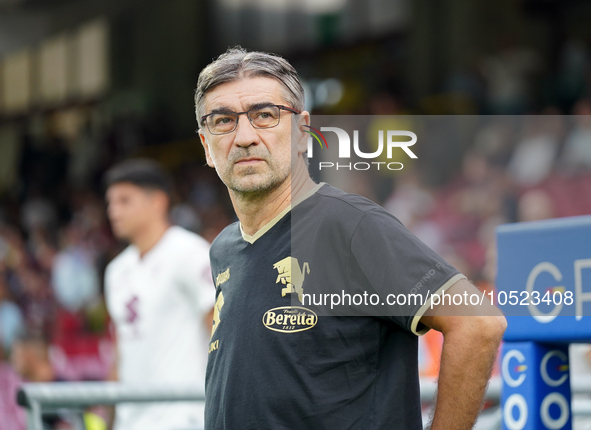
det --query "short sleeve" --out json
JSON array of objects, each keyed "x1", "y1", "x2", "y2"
[
  {"x1": 177, "y1": 240, "x2": 216, "y2": 316},
  {"x1": 350, "y1": 208, "x2": 465, "y2": 335}
]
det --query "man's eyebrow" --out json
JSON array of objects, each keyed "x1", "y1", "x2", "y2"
[
  {"x1": 207, "y1": 105, "x2": 235, "y2": 115},
  {"x1": 207, "y1": 102, "x2": 277, "y2": 116},
  {"x1": 245, "y1": 102, "x2": 276, "y2": 111}
]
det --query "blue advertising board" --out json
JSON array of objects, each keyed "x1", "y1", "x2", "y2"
[
  {"x1": 501, "y1": 342, "x2": 571, "y2": 430},
  {"x1": 496, "y1": 215, "x2": 591, "y2": 343}
]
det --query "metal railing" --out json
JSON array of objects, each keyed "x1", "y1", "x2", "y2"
[
  {"x1": 17, "y1": 382, "x2": 205, "y2": 430},
  {"x1": 17, "y1": 376, "x2": 591, "y2": 430}
]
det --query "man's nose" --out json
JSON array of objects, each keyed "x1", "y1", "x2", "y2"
[{"x1": 233, "y1": 115, "x2": 260, "y2": 147}]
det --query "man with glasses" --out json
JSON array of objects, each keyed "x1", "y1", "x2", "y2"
[{"x1": 196, "y1": 47, "x2": 506, "y2": 430}]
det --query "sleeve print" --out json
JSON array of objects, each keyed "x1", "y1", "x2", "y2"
[{"x1": 350, "y1": 208, "x2": 461, "y2": 331}]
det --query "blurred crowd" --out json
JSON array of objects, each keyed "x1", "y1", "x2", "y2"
[{"x1": 381, "y1": 102, "x2": 591, "y2": 292}]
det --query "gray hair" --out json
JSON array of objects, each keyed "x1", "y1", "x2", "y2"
[{"x1": 194, "y1": 46, "x2": 305, "y2": 125}]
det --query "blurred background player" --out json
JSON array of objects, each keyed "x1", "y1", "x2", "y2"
[{"x1": 103, "y1": 159, "x2": 214, "y2": 430}]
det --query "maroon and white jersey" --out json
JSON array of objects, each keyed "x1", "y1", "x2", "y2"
[{"x1": 105, "y1": 226, "x2": 214, "y2": 430}]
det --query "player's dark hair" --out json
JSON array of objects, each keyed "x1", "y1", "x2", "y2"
[{"x1": 104, "y1": 159, "x2": 174, "y2": 200}]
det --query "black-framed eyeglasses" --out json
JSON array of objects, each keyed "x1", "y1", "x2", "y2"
[{"x1": 201, "y1": 104, "x2": 300, "y2": 135}]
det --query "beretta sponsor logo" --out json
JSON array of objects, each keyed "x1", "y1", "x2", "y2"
[{"x1": 263, "y1": 306, "x2": 317, "y2": 333}]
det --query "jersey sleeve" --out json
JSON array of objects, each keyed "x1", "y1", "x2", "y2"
[
  {"x1": 177, "y1": 240, "x2": 216, "y2": 316},
  {"x1": 350, "y1": 207, "x2": 465, "y2": 335}
]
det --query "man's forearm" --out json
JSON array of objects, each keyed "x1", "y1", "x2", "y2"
[{"x1": 429, "y1": 316, "x2": 505, "y2": 430}]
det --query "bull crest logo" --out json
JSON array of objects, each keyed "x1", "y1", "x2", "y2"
[
  {"x1": 273, "y1": 257, "x2": 310, "y2": 303},
  {"x1": 211, "y1": 291, "x2": 224, "y2": 338}
]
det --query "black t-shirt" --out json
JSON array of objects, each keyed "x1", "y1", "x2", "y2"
[{"x1": 205, "y1": 183, "x2": 463, "y2": 430}]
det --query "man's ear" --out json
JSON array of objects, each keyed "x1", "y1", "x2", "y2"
[
  {"x1": 198, "y1": 129, "x2": 216, "y2": 168},
  {"x1": 154, "y1": 190, "x2": 171, "y2": 215},
  {"x1": 295, "y1": 111, "x2": 311, "y2": 156}
]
